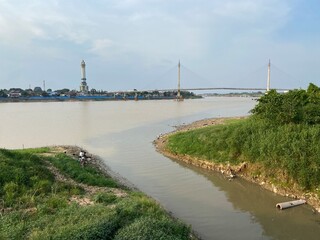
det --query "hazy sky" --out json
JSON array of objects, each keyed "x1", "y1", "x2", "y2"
[{"x1": 0, "y1": 0, "x2": 319, "y2": 91}]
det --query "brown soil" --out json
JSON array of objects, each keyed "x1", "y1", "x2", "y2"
[{"x1": 154, "y1": 117, "x2": 320, "y2": 213}]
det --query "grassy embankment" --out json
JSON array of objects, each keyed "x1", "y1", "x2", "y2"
[
  {"x1": 0, "y1": 147, "x2": 194, "y2": 240},
  {"x1": 167, "y1": 118, "x2": 320, "y2": 192},
  {"x1": 166, "y1": 85, "x2": 320, "y2": 206}
]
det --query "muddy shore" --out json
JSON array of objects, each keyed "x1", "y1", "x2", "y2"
[{"x1": 153, "y1": 117, "x2": 320, "y2": 213}]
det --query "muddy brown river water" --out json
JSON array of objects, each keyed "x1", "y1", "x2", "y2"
[{"x1": 1, "y1": 97, "x2": 319, "y2": 240}]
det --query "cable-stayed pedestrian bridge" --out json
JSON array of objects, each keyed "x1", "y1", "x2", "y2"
[{"x1": 108, "y1": 60, "x2": 293, "y2": 96}]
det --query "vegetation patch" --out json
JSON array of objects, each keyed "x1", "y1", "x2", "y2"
[
  {"x1": 0, "y1": 147, "x2": 195, "y2": 240},
  {"x1": 166, "y1": 83, "x2": 320, "y2": 208},
  {"x1": 46, "y1": 153, "x2": 118, "y2": 188}
]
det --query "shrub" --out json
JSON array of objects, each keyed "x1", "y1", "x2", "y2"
[{"x1": 251, "y1": 83, "x2": 320, "y2": 125}]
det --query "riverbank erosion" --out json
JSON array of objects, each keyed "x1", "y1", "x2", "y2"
[
  {"x1": 0, "y1": 146, "x2": 196, "y2": 239},
  {"x1": 154, "y1": 117, "x2": 320, "y2": 213}
]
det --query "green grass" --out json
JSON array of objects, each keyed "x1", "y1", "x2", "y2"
[
  {"x1": 0, "y1": 148, "x2": 194, "y2": 240},
  {"x1": 1, "y1": 193, "x2": 191, "y2": 240},
  {"x1": 167, "y1": 118, "x2": 320, "y2": 190},
  {"x1": 0, "y1": 149, "x2": 55, "y2": 208},
  {"x1": 46, "y1": 153, "x2": 119, "y2": 188}
]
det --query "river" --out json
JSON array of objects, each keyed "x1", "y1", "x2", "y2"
[{"x1": 1, "y1": 97, "x2": 319, "y2": 240}]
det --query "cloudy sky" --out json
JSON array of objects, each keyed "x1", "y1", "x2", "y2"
[{"x1": 0, "y1": 0, "x2": 319, "y2": 91}]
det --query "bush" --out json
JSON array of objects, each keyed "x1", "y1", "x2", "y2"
[{"x1": 251, "y1": 83, "x2": 320, "y2": 125}]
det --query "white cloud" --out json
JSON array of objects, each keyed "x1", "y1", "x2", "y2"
[
  {"x1": 89, "y1": 39, "x2": 115, "y2": 57},
  {"x1": 0, "y1": 0, "x2": 291, "y2": 57},
  {"x1": 0, "y1": 0, "x2": 95, "y2": 47},
  {"x1": 211, "y1": 0, "x2": 291, "y2": 18},
  {"x1": 0, "y1": 0, "x2": 318, "y2": 90}
]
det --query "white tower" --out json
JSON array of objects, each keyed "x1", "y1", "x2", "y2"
[
  {"x1": 267, "y1": 59, "x2": 271, "y2": 92},
  {"x1": 80, "y1": 60, "x2": 89, "y2": 93},
  {"x1": 177, "y1": 60, "x2": 181, "y2": 99},
  {"x1": 177, "y1": 60, "x2": 183, "y2": 101}
]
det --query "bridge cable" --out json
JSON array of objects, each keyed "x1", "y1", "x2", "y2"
[
  {"x1": 180, "y1": 64, "x2": 212, "y2": 88},
  {"x1": 141, "y1": 64, "x2": 179, "y2": 91},
  {"x1": 270, "y1": 63, "x2": 301, "y2": 87}
]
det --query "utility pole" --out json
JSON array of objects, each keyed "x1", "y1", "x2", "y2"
[
  {"x1": 43, "y1": 80, "x2": 46, "y2": 92},
  {"x1": 267, "y1": 59, "x2": 271, "y2": 92}
]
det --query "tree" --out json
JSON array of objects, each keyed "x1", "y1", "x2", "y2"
[
  {"x1": 34, "y1": 87, "x2": 42, "y2": 92},
  {"x1": 251, "y1": 83, "x2": 320, "y2": 125},
  {"x1": 56, "y1": 89, "x2": 70, "y2": 95},
  {"x1": 21, "y1": 90, "x2": 30, "y2": 97},
  {"x1": 0, "y1": 90, "x2": 8, "y2": 98},
  {"x1": 90, "y1": 88, "x2": 97, "y2": 95}
]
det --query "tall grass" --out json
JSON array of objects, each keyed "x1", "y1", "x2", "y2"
[{"x1": 167, "y1": 118, "x2": 320, "y2": 190}]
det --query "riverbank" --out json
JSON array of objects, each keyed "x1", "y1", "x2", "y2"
[
  {"x1": 154, "y1": 117, "x2": 320, "y2": 213},
  {"x1": 0, "y1": 96, "x2": 176, "y2": 103},
  {"x1": 60, "y1": 145, "x2": 137, "y2": 190},
  {"x1": 0, "y1": 146, "x2": 196, "y2": 239}
]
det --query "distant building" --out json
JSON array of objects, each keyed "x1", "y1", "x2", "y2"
[
  {"x1": 8, "y1": 90, "x2": 22, "y2": 98},
  {"x1": 80, "y1": 60, "x2": 89, "y2": 93}
]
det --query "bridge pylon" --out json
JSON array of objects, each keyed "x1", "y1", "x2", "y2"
[
  {"x1": 267, "y1": 59, "x2": 271, "y2": 92},
  {"x1": 176, "y1": 60, "x2": 183, "y2": 101}
]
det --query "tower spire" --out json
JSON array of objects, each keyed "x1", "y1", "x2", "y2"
[
  {"x1": 177, "y1": 60, "x2": 181, "y2": 99},
  {"x1": 80, "y1": 60, "x2": 89, "y2": 93},
  {"x1": 267, "y1": 59, "x2": 271, "y2": 92}
]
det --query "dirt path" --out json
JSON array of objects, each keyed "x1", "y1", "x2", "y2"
[{"x1": 41, "y1": 146, "x2": 129, "y2": 206}]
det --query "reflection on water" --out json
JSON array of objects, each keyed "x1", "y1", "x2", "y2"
[
  {"x1": 174, "y1": 160, "x2": 320, "y2": 240},
  {"x1": 1, "y1": 97, "x2": 319, "y2": 240}
]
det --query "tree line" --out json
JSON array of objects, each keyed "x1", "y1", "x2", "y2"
[{"x1": 251, "y1": 83, "x2": 320, "y2": 125}]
